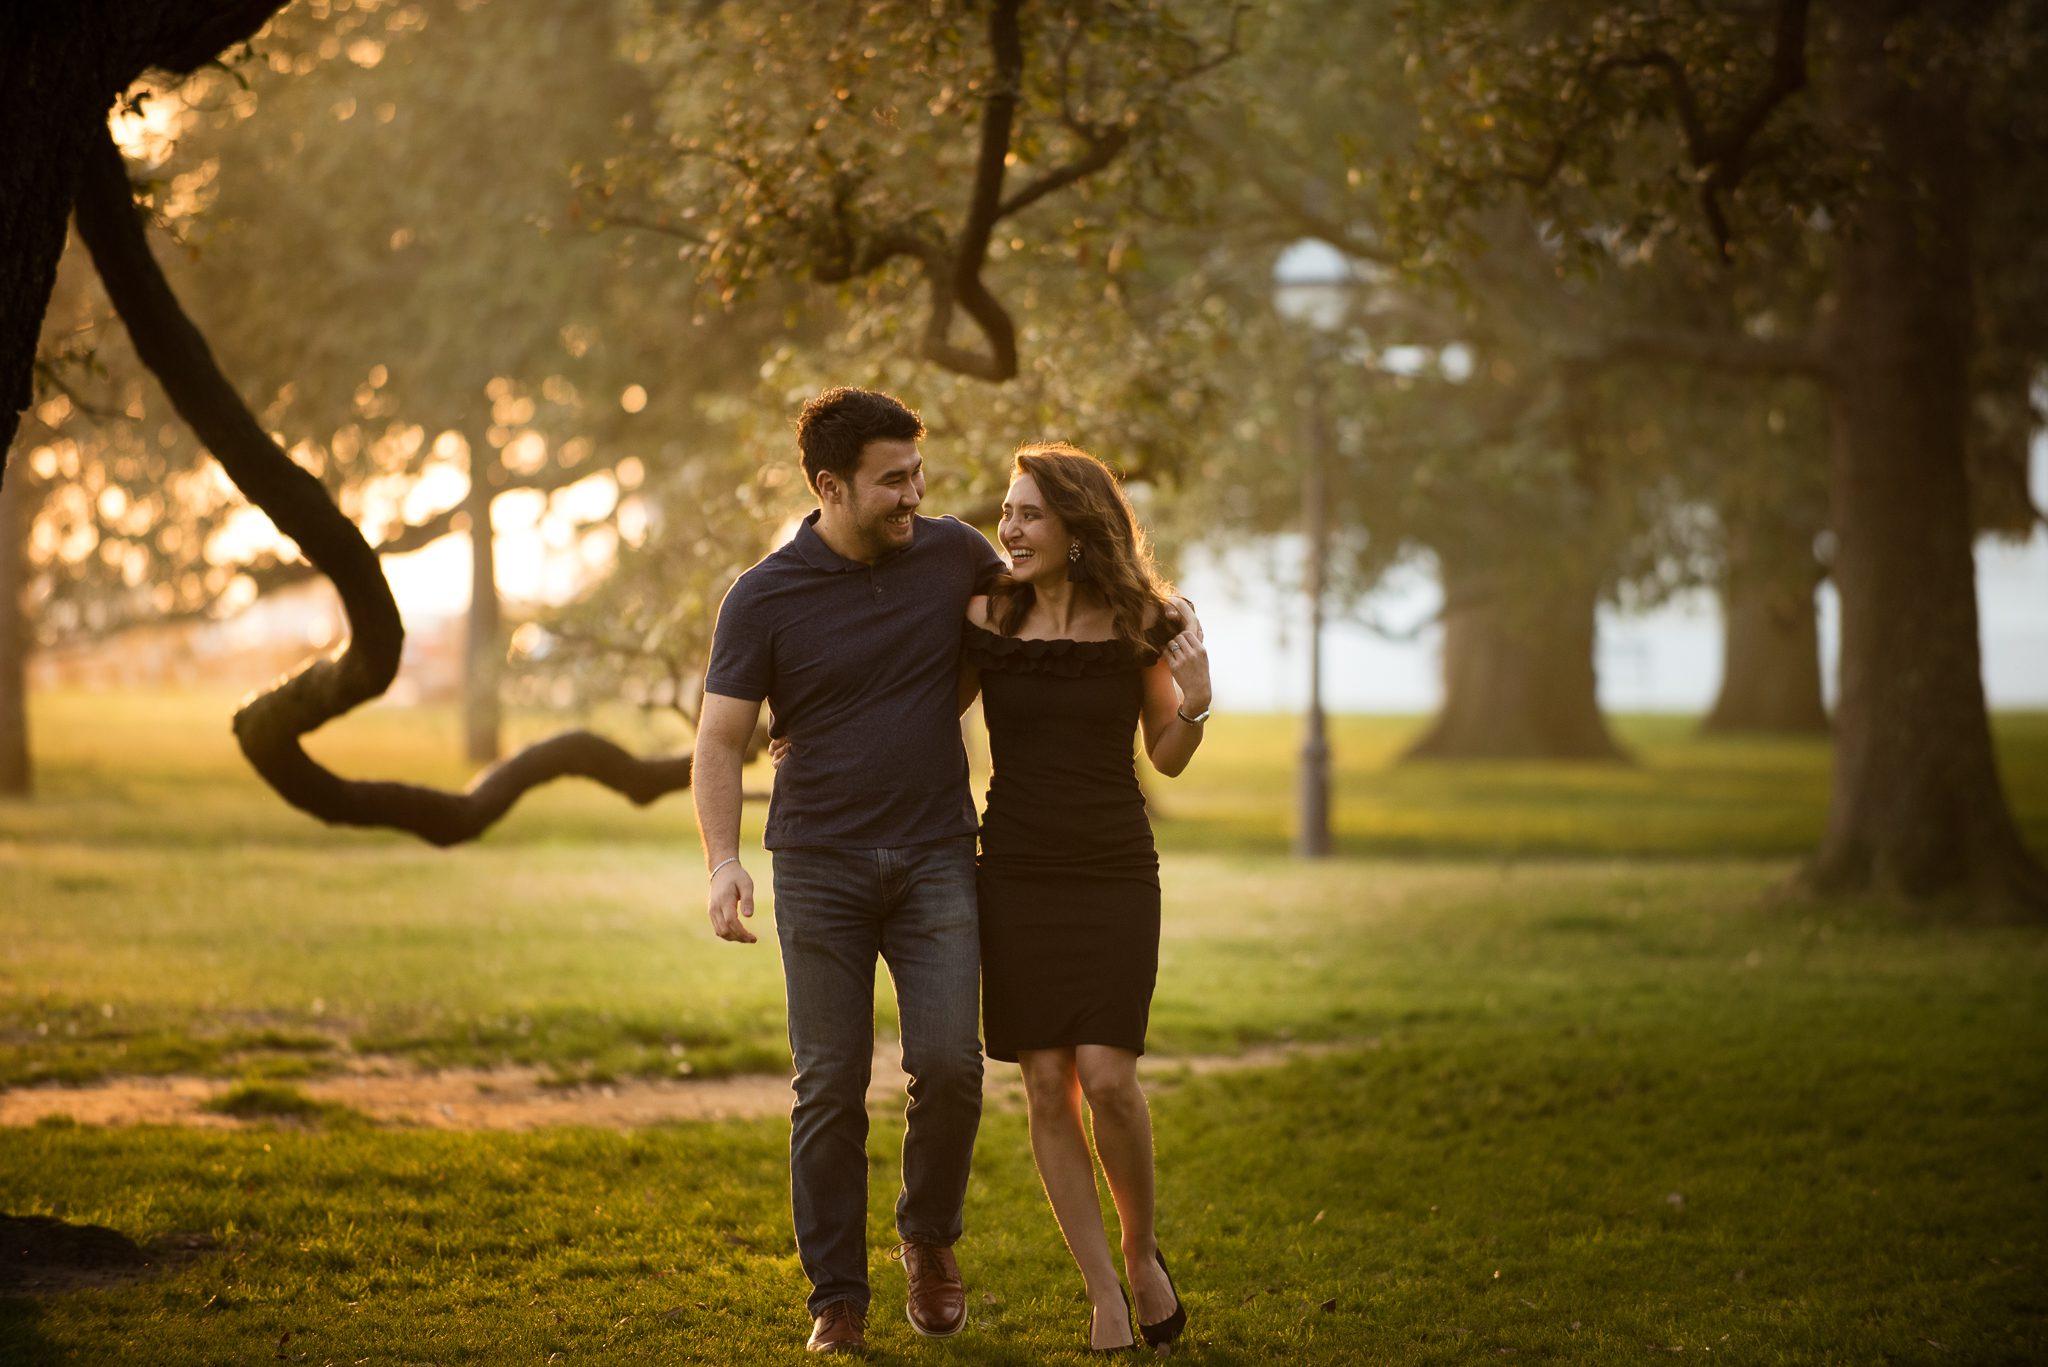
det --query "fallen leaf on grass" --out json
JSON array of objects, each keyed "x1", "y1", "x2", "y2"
[
  {"x1": 1319, "y1": 1298, "x2": 1337, "y2": 1312},
  {"x1": 658, "y1": 1306, "x2": 686, "y2": 1320}
]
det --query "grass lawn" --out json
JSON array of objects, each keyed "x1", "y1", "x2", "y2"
[{"x1": 2, "y1": 691, "x2": 2046, "y2": 1363}]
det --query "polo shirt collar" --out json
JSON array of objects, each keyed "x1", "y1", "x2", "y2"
[
  {"x1": 792, "y1": 510, "x2": 860, "y2": 572},
  {"x1": 792, "y1": 508, "x2": 911, "y2": 572}
]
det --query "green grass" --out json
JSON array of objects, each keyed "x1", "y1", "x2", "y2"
[
  {"x1": 199, "y1": 1081, "x2": 367, "y2": 1127},
  {"x1": 1157, "y1": 710, "x2": 2048, "y2": 859},
  {"x1": 16, "y1": 690, "x2": 2048, "y2": 859},
  {"x1": 1, "y1": 690, "x2": 2046, "y2": 1362}
]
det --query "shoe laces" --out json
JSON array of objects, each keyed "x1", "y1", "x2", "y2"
[{"x1": 891, "y1": 1240, "x2": 956, "y2": 1286}]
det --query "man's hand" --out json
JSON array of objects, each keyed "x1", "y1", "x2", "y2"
[{"x1": 707, "y1": 860, "x2": 758, "y2": 944}]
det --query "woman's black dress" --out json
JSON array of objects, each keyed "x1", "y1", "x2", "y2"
[{"x1": 967, "y1": 620, "x2": 1171, "y2": 1063}]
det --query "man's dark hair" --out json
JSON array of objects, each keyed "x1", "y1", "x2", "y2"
[{"x1": 795, "y1": 387, "x2": 925, "y2": 494}]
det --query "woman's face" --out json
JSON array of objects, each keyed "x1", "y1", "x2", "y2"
[{"x1": 997, "y1": 472, "x2": 1070, "y2": 583}]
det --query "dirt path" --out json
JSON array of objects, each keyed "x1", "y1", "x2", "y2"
[{"x1": 0, "y1": 1041, "x2": 1352, "y2": 1131}]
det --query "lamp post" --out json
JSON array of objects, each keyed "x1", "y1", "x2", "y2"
[{"x1": 1272, "y1": 239, "x2": 1354, "y2": 859}]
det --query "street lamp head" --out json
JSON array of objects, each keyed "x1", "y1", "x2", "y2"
[{"x1": 1271, "y1": 238, "x2": 1355, "y2": 333}]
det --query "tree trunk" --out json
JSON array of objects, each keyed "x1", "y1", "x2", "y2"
[
  {"x1": 1799, "y1": 8, "x2": 2048, "y2": 917},
  {"x1": 464, "y1": 447, "x2": 501, "y2": 764},
  {"x1": 1702, "y1": 523, "x2": 1828, "y2": 736},
  {"x1": 0, "y1": 460, "x2": 32, "y2": 796},
  {"x1": 1403, "y1": 555, "x2": 1627, "y2": 762},
  {"x1": 1, "y1": 17, "x2": 109, "y2": 471}
]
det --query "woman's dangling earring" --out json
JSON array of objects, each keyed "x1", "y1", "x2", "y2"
[{"x1": 1067, "y1": 541, "x2": 1089, "y2": 583}]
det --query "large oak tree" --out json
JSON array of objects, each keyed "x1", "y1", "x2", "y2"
[{"x1": 1390, "y1": 0, "x2": 2048, "y2": 915}]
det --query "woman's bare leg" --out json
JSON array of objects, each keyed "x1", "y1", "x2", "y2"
[
  {"x1": 1075, "y1": 1044, "x2": 1175, "y2": 1324},
  {"x1": 1019, "y1": 1047, "x2": 1133, "y2": 1349}
]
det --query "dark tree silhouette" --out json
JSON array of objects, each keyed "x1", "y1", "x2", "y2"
[
  {"x1": 71, "y1": 130, "x2": 694, "y2": 843},
  {"x1": 2, "y1": 3, "x2": 289, "y2": 467}
]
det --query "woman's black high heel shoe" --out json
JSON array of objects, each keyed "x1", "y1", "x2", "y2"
[
  {"x1": 1089, "y1": 1289, "x2": 1136, "y2": 1353},
  {"x1": 1139, "y1": 1251, "x2": 1187, "y2": 1348}
]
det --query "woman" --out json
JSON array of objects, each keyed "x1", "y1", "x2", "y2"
[{"x1": 963, "y1": 442, "x2": 1210, "y2": 1352}]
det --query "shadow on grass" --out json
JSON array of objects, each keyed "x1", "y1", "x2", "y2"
[{"x1": 0, "y1": 1299, "x2": 60, "y2": 1367}]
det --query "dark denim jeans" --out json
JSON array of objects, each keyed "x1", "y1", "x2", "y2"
[{"x1": 770, "y1": 835, "x2": 983, "y2": 1316}]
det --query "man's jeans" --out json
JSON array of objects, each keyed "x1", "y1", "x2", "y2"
[{"x1": 771, "y1": 835, "x2": 983, "y2": 1316}]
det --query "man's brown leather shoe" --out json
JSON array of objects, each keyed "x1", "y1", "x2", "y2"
[
  {"x1": 807, "y1": 1300, "x2": 867, "y2": 1354},
  {"x1": 894, "y1": 1240, "x2": 967, "y2": 1337}
]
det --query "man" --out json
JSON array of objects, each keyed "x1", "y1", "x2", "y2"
[{"x1": 692, "y1": 387, "x2": 1001, "y2": 1354}]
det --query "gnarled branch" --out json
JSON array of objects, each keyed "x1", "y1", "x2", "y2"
[{"x1": 73, "y1": 129, "x2": 693, "y2": 845}]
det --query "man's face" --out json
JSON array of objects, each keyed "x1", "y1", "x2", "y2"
[{"x1": 826, "y1": 437, "x2": 924, "y2": 558}]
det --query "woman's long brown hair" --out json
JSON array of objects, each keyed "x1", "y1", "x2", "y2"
[{"x1": 987, "y1": 442, "x2": 1175, "y2": 645}]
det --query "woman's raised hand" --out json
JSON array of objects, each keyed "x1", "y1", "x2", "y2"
[{"x1": 1162, "y1": 629, "x2": 1211, "y2": 717}]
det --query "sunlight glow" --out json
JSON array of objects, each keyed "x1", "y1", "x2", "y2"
[
  {"x1": 107, "y1": 82, "x2": 190, "y2": 166},
  {"x1": 403, "y1": 459, "x2": 468, "y2": 524}
]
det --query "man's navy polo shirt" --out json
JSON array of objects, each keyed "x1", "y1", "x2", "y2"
[{"x1": 705, "y1": 509, "x2": 1004, "y2": 850}]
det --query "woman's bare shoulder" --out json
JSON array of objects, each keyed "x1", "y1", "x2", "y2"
[{"x1": 966, "y1": 594, "x2": 992, "y2": 627}]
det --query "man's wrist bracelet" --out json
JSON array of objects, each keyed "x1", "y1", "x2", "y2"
[
  {"x1": 709, "y1": 856, "x2": 741, "y2": 879},
  {"x1": 1176, "y1": 703, "x2": 1211, "y2": 726}
]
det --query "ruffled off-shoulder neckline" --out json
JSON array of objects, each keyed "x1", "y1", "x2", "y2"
[{"x1": 963, "y1": 620, "x2": 1169, "y2": 677}]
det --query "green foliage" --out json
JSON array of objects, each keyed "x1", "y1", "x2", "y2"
[
  {"x1": 1137, "y1": 1, "x2": 1829, "y2": 629},
  {"x1": 537, "y1": 0, "x2": 1259, "y2": 697},
  {"x1": 25, "y1": 0, "x2": 768, "y2": 673},
  {"x1": 1380, "y1": 0, "x2": 1840, "y2": 269},
  {"x1": 607, "y1": 0, "x2": 1240, "y2": 307},
  {"x1": 1370, "y1": 0, "x2": 2048, "y2": 567}
]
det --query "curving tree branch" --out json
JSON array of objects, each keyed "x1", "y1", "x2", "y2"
[
  {"x1": 73, "y1": 129, "x2": 693, "y2": 845},
  {"x1": 923, "y1": 0, "x2": 1028, "y2": 382}
]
